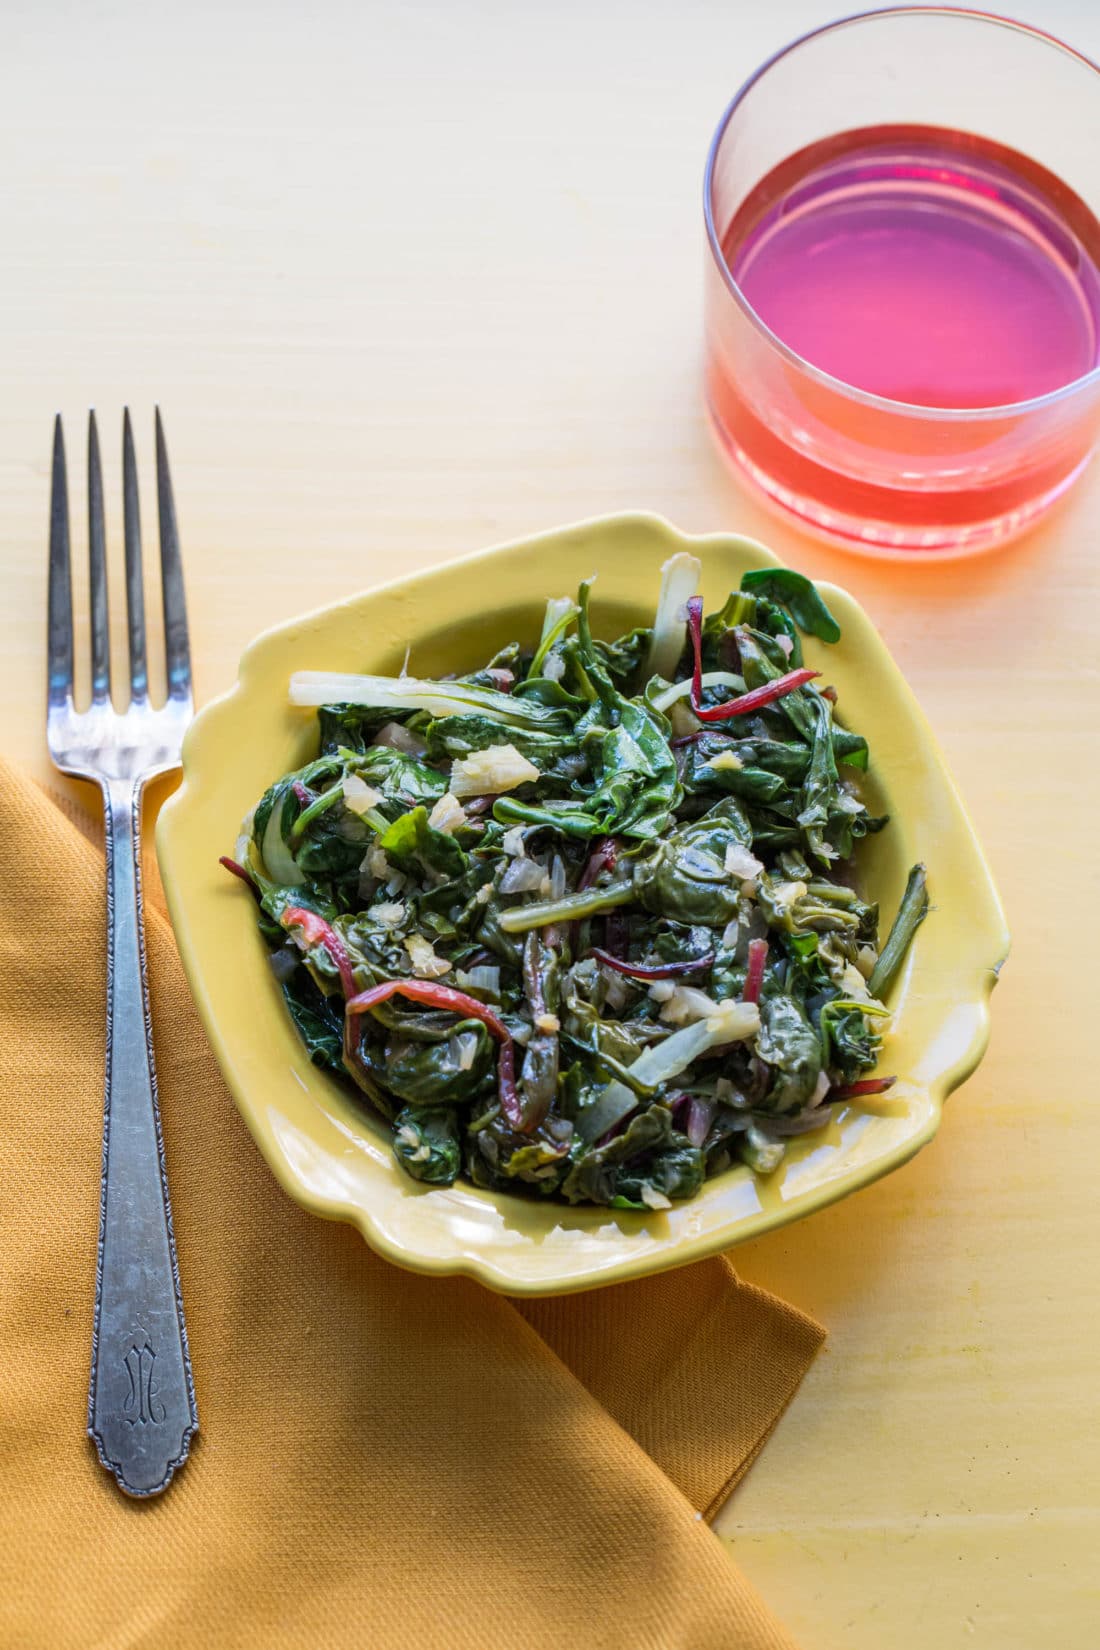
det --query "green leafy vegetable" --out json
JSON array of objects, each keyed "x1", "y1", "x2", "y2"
[
  {"x1": 378, "y1": 805, "x2": 467, "y2": 882},
  {"x1": 739, "y1": 568, "x2": 842, "y2": 643},
  {"x1": 392, "y1": 1108, "x2": 463, "y2": 1184},
  {"x1": 282, "y1": 972, "x2": 344, "y2": 1070},
  {"x1": 868, "y1": 864, "x2": 929, "y2": 998},
  {"x1": 228, "y1": 558, "x2": 927, "y2": 1206}
]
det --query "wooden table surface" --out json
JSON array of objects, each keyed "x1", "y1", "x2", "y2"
[{"x1": 5, "y1": 3, "x2": 1098, "y2": 1645}]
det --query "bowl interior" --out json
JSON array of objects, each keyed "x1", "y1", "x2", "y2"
[{"x1": 157, "y1": 514, "x2": 1008, "y2": 1295}]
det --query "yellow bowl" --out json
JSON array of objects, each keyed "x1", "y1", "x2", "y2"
[{"x1": 157, "y1": 514, "x2": 1009, "y2": 1296}]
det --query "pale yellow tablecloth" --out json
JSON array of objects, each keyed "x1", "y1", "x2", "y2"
[{"x1": 3, "y1": 3, "x2": 1099, "y2": 1643}]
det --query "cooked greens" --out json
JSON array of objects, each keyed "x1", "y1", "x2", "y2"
[{"x1": 224, "y1": 560, "x2": 928, "y2": 1209}]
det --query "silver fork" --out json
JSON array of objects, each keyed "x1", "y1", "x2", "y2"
[{"x1": 48, "y1": 409, "x2": 198, "y2": 1497}]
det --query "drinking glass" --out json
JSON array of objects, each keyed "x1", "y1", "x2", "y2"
[{"x1": 704, "y1": 8, "x2": 1100, "y2": 558}]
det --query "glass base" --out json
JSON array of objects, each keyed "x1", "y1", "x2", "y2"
[{"x1": 707, "y1": 406, "x2": 1092, "y2": 562}]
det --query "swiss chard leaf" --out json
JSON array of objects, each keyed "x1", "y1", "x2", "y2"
[
  {"x1": 383, "y1": 1022, "x2": 493, "y2": 1104},
  {"x1": 420, "y1": 714, "x2": 571, "y2": 767},
  {"x1": 798, "y1": 693, "x2": 840, "y2": 861},
  {"x1": 617, "y1": 1143, "x2": 705, "y2": 1204},
  {"x1": 318, "y1": 703, "x2": 410, "y2": 756},
  {"x1": 739, "y1": 568, "x2": 842, "y2": 643},
  {"x1": 352, "y1": 746, "x2": 449, "y2": 808},
  {"x1": 633, "y1": 797, "x2": 751, "y2": 925},
  {"x1": 281, "y1": 972, "x2": 345, "y2": 1070},
  {"x1": 595, "y1": 625, "x2": 652, "y2": 688},
  {"x1": 754, "y1": 993, "x2": 822, "y2": 1114},
  {"x1": 575, "y1": 696, "x2": 681, "y2": 840},
  {"x1": 392, "y1": 1107, "x2": 462, "y2": 1184},
  {"x1": 379, "y1": 805, "x2": 468, "y2": 882},
  {"x1": 561, "y1": 1104, "x2": 677, "y2": 1205}
]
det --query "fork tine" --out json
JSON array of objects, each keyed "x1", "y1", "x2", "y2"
[
  {"x1": 122, "y1": 409, "x2": 148, "y2": 702},
  {"x1": 48, "y1": 415, "x2": 74, "y2": 709},
  {"x1": 87, "y1": 410, "x2": 111, "y2": 704},
  {"x1": 155, "y1": 408, "x2": 191, "y2": 702}
]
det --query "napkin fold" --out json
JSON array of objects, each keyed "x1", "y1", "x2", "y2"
[{"x1": 0, "y1": 759, "x2": 823, "y2": 1650}]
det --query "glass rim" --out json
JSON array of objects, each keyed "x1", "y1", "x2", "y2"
[{"x1": 703, "y1": 5, "x2": 1100, "y2": 424}]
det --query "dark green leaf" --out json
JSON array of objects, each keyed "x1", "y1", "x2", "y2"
[
  {"x1": 754, "y1": 994, "x2": 822, "y2": 1114},
  {"x1": 379, "y1": 805, "x2": 467, "y2": 881},
  {"x1": 633, "y1": 798, "x2": 751, "y2": 925},
  {"x1": 392, "y1": 1108, "x2": 462, "y2": 1184},
  {"x1": 382, "y1": 1022, "x2": 493, "y2": 1105},
  {"x1": 281, "y1": 972, "x2": 344, "y2": 1070},
  {"x1": 739, "y1": 568, "x2": 842, "y2": 643}
]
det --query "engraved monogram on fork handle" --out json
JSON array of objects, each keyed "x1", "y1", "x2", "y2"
[{"x1": 48, "y1": 410, "x2": 197, "y2": 1496}]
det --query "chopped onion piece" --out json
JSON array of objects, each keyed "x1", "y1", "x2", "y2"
[
  {"x1": 499, "y1": 857, "x2": 546, "y2": 894},
  {"x1": 451, "y1": 1032, "x2": 478, "y2": 1071},
  {"x1": 743, "y1": 1126, "x2": 785, "y2": 1175},
  {"x1": 725, "y1": 842, "x2": 764, "y2": 880},
  {"x1": 428, "y1": 792, "x2": 468, "y2": 834},
  {"x1": 771, "y1": 880, "x2": 807, "y2": 914},
  {"x1": 362, "y1": 844, "x2": 390, "y2": 879},
  {"x1": 373, "y1": 902, "x2": 406, "y2": 928},
  {"x1": 603, "y1": 972, "x2": 630, "y2": 1011},
  {"x1": 835, "y1": 790, "x2": 865, "y2": 815},
  {"x1": 685, "y1": 1096, "x2": 716, "y2": 1148},
  {"x1": 658, "y1": 986, "x2": 721, "y2": 1025},
  {"x1": 840, "y1": 963, "x2": 873, "y2": 1001},
  {"x1": 501, "y1": 826, "x2": 527, "y2": 858},
  {"x1": 640, "y1": 1184, "x2": 672, "y2": 1211},
  {"x1": 371, "y1": 720, "x2": 428, "y2": 755},
  {"x1": 342, "y1": 773, "x2": 383, "y2": 815},
  {"x1": 705, "y1": 750, "x2": 744, "y2": 772},
  {"x1": 404, "y1": 933, "x2": 451, "y2": 978},
  {"x1": 450, "y1": 743, "x2": 539, "y2": 798}
]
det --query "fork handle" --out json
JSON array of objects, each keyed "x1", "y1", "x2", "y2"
[{"x1": 88, "y1": 777, "x2": 197, "y2": 1496}]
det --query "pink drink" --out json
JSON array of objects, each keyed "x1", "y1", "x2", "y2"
[
  {"x1": 706, "y1": 124, "x2": 1100, "y2": 551},
  {"x1": 727, "y1": 126, "x2": 1100, "y2": 408}
]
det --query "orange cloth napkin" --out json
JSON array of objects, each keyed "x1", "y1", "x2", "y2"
[{"x1": 0, "y1": 760, "x2": 823, "y2": 1650}]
